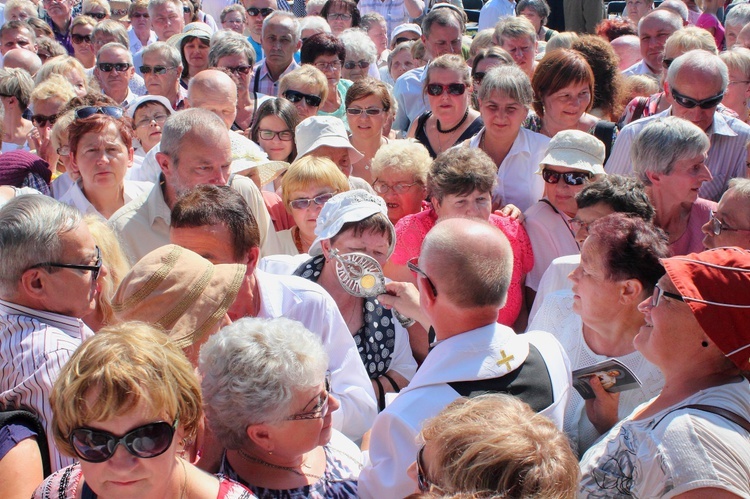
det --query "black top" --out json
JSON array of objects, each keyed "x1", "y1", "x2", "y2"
[{"x1": 414, "y1": 112, "x2": 484, "y2": 159}]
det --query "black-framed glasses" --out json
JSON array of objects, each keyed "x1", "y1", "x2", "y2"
[
  {"x1": 75, "y1": 106, "x2": 124, "y2": 120},
  {"x1": 71, "y1": 33, "x2": 92, "y2": 44},
  {"x1": 283, "y1": 90, "x2": 322, "y2": 107},
  {"x1": 31, "y1": 246, "x2": 103, "y2": 281},
  {"x1": 707, "y1": 211, "x2": 750, "y2": 236},
  {"x1": 97, "y1": 62, "x2": 132, "y2": 73},
  {"x1": 344, "y1": 60, "x2": 370, "y2": 70},
  {"x1": 416, "y1": 445, "x2": 433, "y2": 493},
  {"x1": 259, "y1": 129, "x2": 294, "y2": 141},
  {"x1": 651, "y1": 283, "x2": 684, "y2": 308},
  {"x1": 426, "y1": 83, "x2": 466, "y2": 96},
  {"x1": 372, "y1": 180, "x2": 419, "y2": 194},
  {"x1": 407, "y1": 256, "x2": 438, "y2": 297},
  {"x1": 472, "y1": 71, "x2": 486, "y2": 85},
  {"x1": 69, "y1": 418, "x2": 178, "y2": 463},
  {"x1": 289, "y1": 192, "x2": 335, "y2": 210},
  {"x1": 139, "y1": 65, "x2": 176, "y2": 75},
  {"x1": 542, "y1": 169, "x2": 591, "y2": 186},
  {"x1": 346, "y1": 107, "x2": 384, "y2": 116},
  {"x1": 31, "y1": 113, "x2": 57, "y2": 127},
  {"x1": 246, "y1": 6, "x2": 274, "y2": 17},
  {"x1": 671, "y1": 88, "x2": 724, "y2": 109},
  {"x1": 222, "y1": 64, "x2": 252, "y2": 75},
  {"x1": 135, "y1": 114, "x2": 169, "y2": 128},
  {"x1": 327, "y1": 12, "x2": 352, "y2": 20},
  {"x1": 287, "y1": 371, "x2": 331, "y2": 420},
  {"x1": 85, "y1": 11, "x2": 107, "y2": 19}
]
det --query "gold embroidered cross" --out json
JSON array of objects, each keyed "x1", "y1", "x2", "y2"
[{"x1": 497, "y1": 350, "x2": 515, "y2": 372}]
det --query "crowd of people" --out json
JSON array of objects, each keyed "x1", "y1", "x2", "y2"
[{"x1": 0, "y1": 0, "x2": 749, "y2": 496}]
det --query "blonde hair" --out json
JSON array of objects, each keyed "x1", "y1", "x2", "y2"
[
  {"x1": 5, "y1": 0, "x2": 38, "y2": 19},
  {"x1": 82, "y1": 0, "x2": 111, "y2": 15},
  {"x1": 545, "y1": 31, "x2": 580, "y2": 52},
  {"x1": 370, "y1": 139, "x2": 431, "y2": 184},
  {"x1": 30, "y1": 73, "x2": 76, "y2": 111},
  {"x1": 71, "y1": 14, "x2": 99, "y2": 31},
  {"x1": 281, "y1": 156, "x2": 350, "y2": 210},
  {"x1": 51, "y1": 321, "x2": 203, "y2": 457},
  {"x1": 279, "y1": 65, "x2": 329, "y2": 103},
  {"x1": 469, "y1": 29, "x2": 495, "y2": 59},
  {"x1": 720, "y1": 47, "x2": 750, "y2": 80},
  {"x1": 420, "y1": 394, "x2": 579, "y2": 498},
  {"x1": 664, "y1": 26, "x2": 718, "y2": 57},
  {"x1": 51, "y1": 109, "x2": 75, "y2": 154},
  {"x1": 34, "y1": 55, "x2": 88, "y2": 89},
  {"x1": 84, "y1": 216, "x2": 130, "y2": 328}
]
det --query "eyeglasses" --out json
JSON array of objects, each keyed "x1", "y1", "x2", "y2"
[
  {"x1": 289, "y1": 192, "x2": 336, "y2": 210},
  {"x1": 222, "y1": 64, "x2": 252, "y2": 75},
  {"x1": 131, "y1": 12, "x2": 150, "y2": 18},
  {"x1": 416, "y1": 445, "x2": 433, "y2": 493},
  {"x1": 135, "y1": 114, "x2": 169, "y2": 128},
  {"x1": 313, "y1": 60, "x2": 342, "y2": 71},
  {"x1": 372, "y1": 180, "x2": 419, "y2": 194},
  {"x1": 71, "y1": 33, "x2": 92, "y2": 44},
  {"x1": 671, "y1": 88, "x2": 724, "y2": 110},
  {"x1": 139, "y1": 65, "x2": 176, "y2": 75},
  {"x1": 651, "y1": 283, "x2": 684, "y2": 308},
  {"x1": 569, "y1": 217, "x2": 591, "y2": 233},
  {"x1": 97, "y1": 62, "x2": 132, "y2": 73},
  {"x1": 246, "y1": 7, "x2": 274, "y2": 17},
  {"x1": 541, "y1": 169, "x2": 591, "y2": 186},
  {"x1": 426, "y1": 83, "x2": 466, "y2": 96},
  {"x1": 31, "y1": 246, "x2": 103, "y2": 281},
  {"x1": 31, "y1": 113, "x2": 57, "y2": 127},
  {"x1": 283, "y1": 89, "x2": 322, "y2": 107},
  {"x1": 707, "y1": 210, "x2": 750, "y2": 236},
  {"x1": 327, "y1": 13, "x2": 352, "y2": 20},
  {"x1": 407, "y1": 256, "x2": 438, "y2": 297},
  {"x1": 75, "y1": 106, "x2": 124, "y2": 120},
  {"x1": 69, "y1": 418, "x2": 178, "y2": 463},
  {"x1": 287, "y1": 371, "x2": 331, "y2": 420},
  {"x1": 395, "y1": 36, "x2": 418, "y2": 44},
  {"x1": 183, "y1": 5, "x2": 192, "y2": 12},
  {"x1": 85, "y1": 12, "x2": 107, "y2": 19},
  {"x1": 57, "y1": 145, "x2": 70, "y2": 156},
  {"x1": 472, "y1": 71, "x2": 486, "y2": 85},
  {"x1": 112, "y1": 8, "x2": 128, "y2": 16},
  {"x1": 346, "y1": 107, "x2": 384, "y2": 116},
  {"x1": 259, "y1": 129, "x2": 294, "y2": 141},
  {"x1": 344, "y1": 60, "x2": 370, "y2": 70}
]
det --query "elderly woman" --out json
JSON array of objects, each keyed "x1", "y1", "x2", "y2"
[
  {"x1": 720, "y1": 47, "x2": 750, "y2": 123},
  {"x1": 208, "y1": 32, "x2": 260, "y2": 132},
  {"x1": 409, "y1": 395, "x2": 579, "y2": 497},
  {"x1": 70, "y1": 15, "x2": 97, "y2": 69},
  {"x1": 579, "y1": 247, "x2": 750, "y2": 496},
  {"x1": 387, "y1": 147, "x2": 533, "y2": 330},
  {"x1": 0, "y1": 68, "x2": 33, "y2": 152},
  {"x1": 632, "y1": 116, "x2": 716, "y2": 256},
  {"x1": 339, "y1": 29, "x2": 378, "y2": 83},
  {"x1": 301, "y1": 33, "x2": 352, "y2": 126},
  {"x1": 299, "y1": 16, "x2": 332, "y2": 43},
  {"x1": 32, "y1": 322, "x2": 255, "y2": 498},
  {"x1": 293, "y1": 190, "x2": 418, "y2": 408},
  {"x1": 27, "y1": 74, "x2": 77, "y2": 170},
  {"x1": 571, "y1": 35, "x2": 625, "y2": 123},
  {"x1": 34, "y1": 56, "x2": 90, "y2": 98},
  {"x1": 516, "y1": 0, "x2": 558, "y2": 43},
  {"x1": 382, "y1": 41, "x2": 417, "y2": 86},
  {"x1": 128, "y1": 94, "x2": 175, "y2": 165},
  {"x1": 82, "y1": 0, "x2": 110, "y2": 19},
  {"x1": 370, "y1": 139, "x2": 431, "y2": 225},
  {"x1": 176, "y1": 23, "x2": 212, "y2": 88},
  {"x1": 407, "y1": 54, "x2": 483, "y2": 159},
  {"x1": 250, "y1": 98, "x2": 300, "y2": 165},
  {"x1": 361, "y1": 13, "x2": 388, "y2": 68},
  {"x1": 58, "y1": 108, "x2": 152, "y2": 219},
  {"x1": 279, "y1": 65, "x2": 329, "y2": 121},
  {"x1": 530, "y1": 214, "x2": 668, "y2": 455},
  {"x1": 346, "y1": 78, "x2": 391, "y2": 181},
  {"x1": 527, "y1": 49, "x2": 616, "y2": 158},
  {"x1": 321, "y1": 0, "x2": 360, "y2": 36},
  {"x1": 524, "y1": 130, "x2": 606, "y2": 303},
  {"x1": 203, "y1": 317, "x2": 362, "y2": 496},
  {"x1": 220, "y1": 4, "x2": 247, "y2": 33}
]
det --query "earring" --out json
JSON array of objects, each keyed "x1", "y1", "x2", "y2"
[{"x1": 702, "y1": 340, "x2": 709, "y2": 348}]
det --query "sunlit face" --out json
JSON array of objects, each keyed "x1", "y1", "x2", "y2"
[
  {"x1": 283, "y1": 82, "x2": 322, "y2": 120},
  {"x1": 42, "y1": 0, "x2": 72, "y2": 20},
  {"x1": 653, "y1": 150, "x2": 711, "y2": 204},
  {"x1": 71, "y1": 24, "x2": 95, "y2": 59},
  {"x1": 434, "y1": 189, "x2": 491, "y2": 220},
  {"x1": 94, "y1": 47, "x2": 134, "y2": 98},
  {"x1": 726, "y1": 23, "x2": 742, "y2": 49},
  {"x1": 389, "y1": 48, "x2": 416, "y2": 81},
  {"x1": 348, "y1": 93, "x2": 387, "y2": 140},
  {"x1": 244, "y1": 0, "x2": 274, "y2": 36},
  {"x1": 256, "y1": 115, "x2": 294, "y2": 161},
  {"x1": 133, "y1": 102, "x2": 170, "y2": 153},
  {"x1": 326, "y1": 3, "x2": 353, "y2": 36},
  {"x1": 426, "y1": 67, "x2": 470, "y2": 122},
  {"x1": 66, "y1": 70, "x2": 88, "y2": 97},
  {"x1": 572, "y1": 201, "x2": 614, "y2": 244},
  {"x1": 221, "y1": 10, "x2": 246, "y2": 33},
  {"x1": 1, "y1": 27, "x2": 36, "y2": 55},
  {"x1": 288, "y1": 183, "x2": 338, "y2": 239},
  {"x1": 701, "y1": 188, "x2": 750, "y2": 249},
  {"x1": 478, "y1": 91, "x2": 528, "y2": 139},
  {"x1": 312, "y1": 146, "x2": 352, "y2": 176},
  {"x1": 183, "y1": 36, "x2": 210, "y2": 71},
  {"x1": 262, "y1": 17, "x2": 298, "y2": 67},
  {"x1": 542, "y1": 80, "x2": 591, "y2": 129},
  {"x1": 142, "y1": 51, "x2": 180, "y2": 97},
  {"x1": 423, "y1": 22, "x2": 462, "y2": 59},
  {"x1": 151, "y1": 2, "x2": 185, "y2": 41},
  {"x1": 160, "y1": 131, "x2": 232, "y2": 197},
  {"x1": 519, "y1": 8, "x2": 543, "y2": 32},
  {"x1": 367, "y1": 22, "x2": 388, "y2": 54},
  {"x1": 313, "y1": 54, "x2": 342, "y2": 89},
  {"x1": 217, "y1": 53, "x2": 253, "y2": 90},
  {"x1": 626, "y1": 0, "x2": 652, "y2": 23},
  {"x1": 542, "y1": 165, "x2": 589, "y2": 218},
  {"x1": 638, "y1": 16, "x2": 678, "y2": 73},
  {"x1": 500, "y1": 35, "x2": 535, "y2": 74},
  {"x1": 182, "y1": 1, "x2": 193, "y2": 25},
  {"x1": 327, "y1": 226, "x2": 392, "y2": 266},
  {"x1": 72, "y1": 122, "x2": 133, "y2": 193},
  {"x1": 7, "y1": 7, "x2": 33, "y2": 21},
  {"x1": 130, "y1": 8, "x2": 151, "y2": 31},
  {"x1": 666, "y1": 70, "x2": 724, "y2": 132},
  {"x1": 374, "y1": 170, "x2": 427, "y2": 224}
]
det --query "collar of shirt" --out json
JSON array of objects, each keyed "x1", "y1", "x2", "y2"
[
  {"x1": 664, "y1": 107, "x2": 737, "y2": 138},
  {"x1": 147, "y1": 174, "x2": 172, "y2": 227},
  {"x1": 0, "y1": 298, "x2": 90, "y2": 338}
]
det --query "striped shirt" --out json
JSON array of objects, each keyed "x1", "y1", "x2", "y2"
[
  {"x1": 605, "y1": 108, "x2": 750, "y2": 202},
  {"x1": 0, "y1": 299, "x2": 94, "y2": 472}
]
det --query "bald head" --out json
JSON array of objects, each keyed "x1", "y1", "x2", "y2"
[
  {"x1": 611, "y1": 35, "x2": 641, "y2": 71},
  {"x1": 3, "y1": 48, "x2": 41, "y2": 76},
  {"x1": 637, "y1": 9, "x2": 683, "y2": 73},
  {"x1": 186, "y1": 69, "x2": 238, "y2": 128},
  {"x1": 422, "y1": 218, "x2": 513, "y2": 309},
  {"x1": 656, "y1": 0, "x2": 689, "y2": 25}
]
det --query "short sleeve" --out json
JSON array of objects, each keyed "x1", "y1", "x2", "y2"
[{"x1": 390, "y1": 210, "x2": 435, "y2": 266}]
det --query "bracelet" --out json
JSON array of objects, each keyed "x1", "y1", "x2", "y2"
[
  {"x1": 382, "y1": 372, "x2": 400, "y2": 393},
  {"x1": 398, "y1": 316, "x2": 416, "y2": 328}
]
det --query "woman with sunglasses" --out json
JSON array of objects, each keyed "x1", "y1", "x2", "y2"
[
  {"x1": 579, "y1": 247, "x2": 750, "y2": 497},
  {"x1": 32, "y1": 321, "x2": 256, "y2": 499},
  {"x1": 346, "y1": 78, "x2": 391, "y2": 182},
  {"x1": 407, "y1": 55, "x2": 482, "y2": 160},
  {"x1": 70, "y1": 16, "x2": 98, "y2": 69},
  {"x1": 279, "y1": 65, "x2": 329, "y2": 121},
  {"x1": 27, "y1": 74, "x2": 77, "y2": 173},
  {"x1": 631, "y1": 116, "x2": 716, "y2": 256},
  {"x1": 301, "y1": 33, "x2": 353, "y2": 129},
  {"x1": 203, "y1": 317, "x2": 362, "y2": 497},
  {"x1": 339, "y1": 29, "x2": 378, "y2": 83},
  {"x1": 523, "y1": 130, "x2": 605, "y2": 305}
]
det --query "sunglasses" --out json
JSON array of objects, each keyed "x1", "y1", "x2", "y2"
[
  {"x1": 395, "y1": 36, "x2": 418, "y2": 44},
  {"x1": 283, "y1": 89, "x2": 322, "y2": 107},
  {"x1": 97, "y1": 62, "x2": 132, "y2": 73},
  {"x1": 139, "y1": 65, "x2": 175, "y2": 75},
  {"x1": 75, "y1": 106, "x2": 124, "y2": 120},
  {"x1": 259, "y1": 129, "x2": 293, "y2": 141},
  {"x1": 31, "y1": 113, "x2": 57, "y2": 127},
  {"x1": 183, "y1": 5, "x2": 192, "y2": 12},
  {"x1": 246, "y1": 7, "x2": 274, "y2": 17},
  {"x1": 85, "y1": 11, "x2": 107, "y2": 19},
  {"x1": 131, "y1": 12, "x2": 150, "y2": 18},
  {"x1": 346, "y1": 107, "x2": 384, "y2": 116},
  {"x1": 223, "y1": 64, "x2": 252, "y2": 75},
  {"x1": 407, "y1": 256, "x2": 438, "y2": 297},
  {"x1": 416, "y1": 445, "x2": 432, "y2": 493},
  {"x1": 314, "y1": 60, "x2": 341, "y2": 71},
  {"x1": 651, "y1": 283, "x2": 684, "y2": 308},
  {"x1": 426, "y1": 83, "x2": 466, "y2": 96},
  {"x1": 31, "y1": 246, "x2": 103, "y2": 281},
  {"x1": 541, "y1": 169, "x2": 591, "y2": 186},
  {"x1": 289, "y1": 191, "x2": 336, "y2": 210},
  {"x1": 472, "y1": 71, "x2": 485, "y2": 85},
  {"x1": 69, "y1": 418, "x2": 178, "y2": 463},
  {"x1": 344, "y1": 60, "x2": 370, "y2": 70},
  {"x1": 287, "y1": 371, "x2": 331, "y2": 420},
  {"x1": 671, "y1": 88, "x2": 724, "y2": 109},
  {"x1": 71, "y1": 33, "x2": 92, "y2": 44}
]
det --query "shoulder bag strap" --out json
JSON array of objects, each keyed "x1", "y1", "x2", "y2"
[{"x1": 654, "y1": 403, "x2": 750, "y2": 432}]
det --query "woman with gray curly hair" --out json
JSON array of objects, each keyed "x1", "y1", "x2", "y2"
[
  {"x1": 339, "y1": 28, "x2": 379, "y2": 83},
  {"x1": 201, "y1": 317, "x2": 362, "y2": 498}
]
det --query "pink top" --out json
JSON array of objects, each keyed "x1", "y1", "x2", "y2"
[
  {"x1": 391, "y1": 207, "x2": 534, "y2": 326},
  {"x1": 696, "y1": 12, "x2": 725, "y2": 50},
  {"x1": 262, "y1": 190, "x2": 295, "y2": 232},
  {"x1": 669, "y1": 197, "x2": 717, "y2": 256}
]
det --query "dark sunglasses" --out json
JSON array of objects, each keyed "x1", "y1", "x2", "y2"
[
  {"x1": 71, "y1": 33, "x2": 92, "y2": 44},
  {"x1": 131, "y1": 12, "x2": 150, "y2": 18},
  {"x1": 671, "y1": 88, "x2": 724, "y2": 109},
  {"x1": 395, "y1": 36, "x2": 418, "y2": 44},
  {"x1": 259, "y1": 129, "x2": 293, "y2": 141},
  {"x1": 344, "y1": 60, "x2": 370, "y2": 70},
  {"x1": 31, "y1": 246, "x2": 103, "y2": 281},
  {"x1": 223, "y1": 64, "x2": 252, "y2": 75},
  {"x1": 31, "y1": 113, "x2": 57, "y2": 127},
  {"x1": 139, "y1": 65, "x2": 175, "y2": 75},
  {"x1": 69, "y1": 418, "x2": 178, "y2": 463},
  {"x1": 246, "y1": 7, "x2": 273, "y2": 17},
  {"x1": 97, "y1": 62, "x2": 132, "y2": 72},
  {"x1": 426, "y1": 83, "x2": 466, "y2": 96},
  {"x1": 541, "y1": 169, "x2": 591, "y2": 186},
  {"x1": 472, "y1": 71, "x2": 486, "y2": 85},
  {"x1": 407, "y1": 256, "x2": 438, "y2": 297},
  {"x1": 284, "y1": 89, "x2": 322, "y2": 107},
  {"x1": 289, "y1": 192, "x2": 336, "y2": 210},
  {"x1": 85, "y1": 11, "x2": 107, "y2": 19},
  {"x1": 183, "y1": 5, "x2": 192, "y2": 12},
  {"x1": 416, "y1": 445, "x2": 432, "y2": 492},
  {"x1": 75, "y1": 106, "x2": 124, "y2": 120}
]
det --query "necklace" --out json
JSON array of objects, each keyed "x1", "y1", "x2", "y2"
[
  {"x1": 237, "y1": 449, "x2": 323, "y2": 481},
  {"x1": 436, "y1": 108, "x2": 469, "y2": 134},
  {"x1": 293, "y1": 226, "x2": 304, "y2": 253}
]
